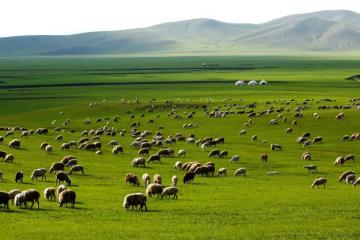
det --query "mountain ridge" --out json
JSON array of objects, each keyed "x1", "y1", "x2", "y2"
[{"x1": 0, "y1": 10, "x2": 359, "y2": 56}]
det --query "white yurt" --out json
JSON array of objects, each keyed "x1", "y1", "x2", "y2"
[
  {"x1": 248, "y1": 80, "x2": 257, "y2": 86},
  {"x1": 259, "y1": 80, "x2": 268, "y2": 85},
  {"x1": 235, "y1": 80, "x2": 245, "y2": 86}
]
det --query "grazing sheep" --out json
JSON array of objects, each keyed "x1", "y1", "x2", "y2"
[
  {"x1": 303, "y1": 140, "x2": 311, "y2": 148},
  {"x1": 353, "y1": 177, "x2": 360, "y2": 187},
  {"x1": 334, "y1": 156, "x2": 346, "y2": 166},
  {"x1": 234, "y1": 168, "x2": 247, "y2": 177},
  {"x1": 45, "y1": 145, "x2": 53, "y2": 154},
  {"x1": 142, "y1": 173, "x2": 151, "y2": 186},
  {"x1": 302, "y1": 152, "x2": 311, "y2": 161},
  {"x1": 200, "y1": 143, "x2": 209, "y2": 151},
  {"x1": 183, "y1": 171, "x2": 195, "y2": 184},
  {"x1": 95, "y1": 150, "x2": 103, "y2": 155},
  {"x1": 312, "y1": 136, "x2": 323, "y2": 144},
  {"x1": 4, "y1": 154, "x2": 14, "y2": 163},
  {"x1": 0, "y1": 191, "x2": 10, "y2": 209},
  {"x1": 260, "y1": 153, "x2": 268, "y2": 162},
  {"x1": 44, "y1": 187, "x2": 56, "y2": 201},
  {"x1": 341, "y1": 135, "x2": 350, "y2": 141},
  {"x1": 345, "y1": 155, "x2": 356, "y2": 162},
  {"x1": 125, "y1": 173, "x2": 140, "y2": 186},
  {"x1": 60, "y1": 143, "x2": 71, "y2": 150},
  {"x1": 146, "y1": 183, "x2": 163, "y2": 197},
  {"x1": 36, "y1": 128, "x2": 48, "y2": 135},
  {"x1": 346, "y1": 174, "x2": 356, "y2": 184},
  {"x1": 177, "y1": 149, "x2": 186, "y2": 157},
  {"x1": 172, "y1": 175, "x2": 178, "y2": 187},
  {"x1": 21, "y1": 131, "x2": 29, "y2": 138},
  {"x1": 55, "y1": 135, "x2": 63, "y2": 141},
  {"x1": 252, "y1": 135, "x2": 257, "y2": 141},
  {"x1": 311, "y1": 178, "x2": 327, "y2": 188},
  {"x1": 8, "y1": 189, "x2": 21, "y2": 204},
  {"x1": 229, "y1": 155, "x2": 240, "y2": 163},
  {"x1": 296, "y1": 136, "x2": 308, "y2": 144},
  {"x1": 336, "y1": 112, "x2": 344, "y2": 120},
  {"x1": 174, "y1": 161, "x2": 182, "y2": 170},
  {"x1": 57, "y1": 184, "x2": 67, "y2": 197},
  {"x1": 14, "y1": 192, "x2": 26, "y2": 208},
  {"x1": 15, "y1": 171, "x2": 24, "y2": 183},
  {"x1": 31, "y1": 168, "x2": 47, "y2": 181},
  {"x1": 208, "y1": 149, "x2": 221, "y2": 158},
  {"x1": 112, "y1": 145, "x2": 124, "y2": 155},
  {"x1": 138, "y1": 148, "x2": 150, "y2": 156},
  {"x1": 157, "y1": 149, "x2": 174, "y2": 157},
  {"x1": 303, "y1": 165, "x2": 318, "y2": 172},
  {"x1": 56, "y1": 171, "x2": 72, "y2": 185},
  {"x1": 0, "y1": 150, "x2": 6, "y2": 159},
  {"x1": 219, "y1": 151, "x2": 228, "y2": 158},
  {"x1": 270, "y1": 144, "x2": 282, "y2": 151},
  {"x1": 40, "y1": 142, "x2": 49, "y2": 149},
  {"x1": 107, "y1": 140, "x2": 118, "y2": 146},
  {"x1": 339, "y1": 171, "x2": 355, "y2": 182},
  {"x1": 8, "y1": 139, "x2": 20, "y2": 149},
  {"x1": 61, "y1": 155, "x2": 76, "y2": 165},
  {"x1": 217, "y1": 167, "x2": 227, "y2": 176},
  {"x1": 69, "y1": 165, "x2": 84, "y2": 174},
  {"x1": 123, "y1": 193, "x2": 147, "y2": 211},
  {"x1": 65, "y1": 159, "x2": 78, "y2": 167},
  {"x1": 49, "y1": 162, "x2": 65, "y2": 173},
  {"x1": 59, "y1": 189, "x2": 76, "y2": 208},
  {"x1": 147, "y1": 154, "x2": 161, "y2": 164},
  {"x1": 23, "y1": 189, "x2": 40, "y2": 208},
  {"x1": 161, "y1": 187, "x2": 178, "y2": 199},
  {"x1": 153, "y1": 174, "x2": 162, "y2": 184},
  {"x1": 132, "y1": 157, "x2": 146, "y2": 168},
  {"x1": 285, "y1": 128, "x2": 293, "y2": 134}
]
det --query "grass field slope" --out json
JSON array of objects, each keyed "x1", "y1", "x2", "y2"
[
  {"x1": 0, "y1": 10, "x2": 360, "y2": 56},
  {"x1": 0, "y1": 56, "x2": 359, "y2": 239}
]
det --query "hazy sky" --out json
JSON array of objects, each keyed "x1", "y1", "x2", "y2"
[{"x1": 0, "y1": 0, "x2": 358, "y2": 37}]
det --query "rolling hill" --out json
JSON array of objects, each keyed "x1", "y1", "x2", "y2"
[{"x1": 0, "y1": 10, "x2": 359, "y2": 56}]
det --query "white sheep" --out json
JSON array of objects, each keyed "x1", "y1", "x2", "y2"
[
  {"x1": 234, "y1": 168, "x2": 247, "y2": 177},
  {"x1": 217, "y1": 168, "x2": 227, "y2": 176},
  {"x1": 161, "y1": 187, "x2": 178, "y2": 199},
  {"x1": 45, "y1": 145, "x2": 53, "y2": 154},
  {"x1": 177, "y1": 149, "x2": 186, "y2": 157},
  {"x1": 229, "y1": 155, "x2": 240, "y2": 163},
  {"x1": 172, "y1": 175, "x2": 178, "y2": 187}
]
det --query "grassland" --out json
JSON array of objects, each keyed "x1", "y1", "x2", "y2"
[{"x1": 0, "y1": 55, "x2": 359, "y2": 240}]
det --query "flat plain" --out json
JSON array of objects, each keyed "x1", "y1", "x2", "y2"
[{"x1": 0, "y1": 55, "x2": 359, "y2": 239}]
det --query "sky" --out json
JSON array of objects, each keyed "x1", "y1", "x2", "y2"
[{"x1": 0, "y1": 0, "x2": 359, "y2": 37}]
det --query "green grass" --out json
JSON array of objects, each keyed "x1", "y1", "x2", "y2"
[{"x1": 0, "y1": 55, "x2": 359, "y2": 239}]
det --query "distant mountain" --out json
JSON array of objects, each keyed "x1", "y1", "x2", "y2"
[{"x1": 0, "y1": 10, "x2": 359, "y2": 56}]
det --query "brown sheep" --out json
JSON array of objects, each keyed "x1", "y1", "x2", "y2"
[
  {"x1": 260, "y1": 153, "x2": 268, "y2": 162},
  {"x1": 123, "y1": 193, "x2": 147, "y2": 211},
  {"x1": 208, "y1": 149, "x2": 221, "y2": 158},
  {"x1": 125, "y1": 173, "x2": 140, "y2": 186},
  {"x1": 59, "y1": 189, "x2": 76, "y2": 208},
  {"x1": 138, "y1": 148, "x2": 150, "y2": 156},
  {"x1": 56, "y1": 171, "x2": 72, "y2": 185},
  {"x1": 147, "y1": 154, "x2": 161, "y2": 163},
  {"x1": 0, "y1": 191, "x2": 10, "y2": 209},
  {"x1": 183, "y1": 171, "x2": 195, "y2": 184},
  {"x1": 23, "y1": 189, "x2": 40, "y2": 208},
  {"x1": 49, "y1": 162, "x2": 65, "y2": 173}
]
